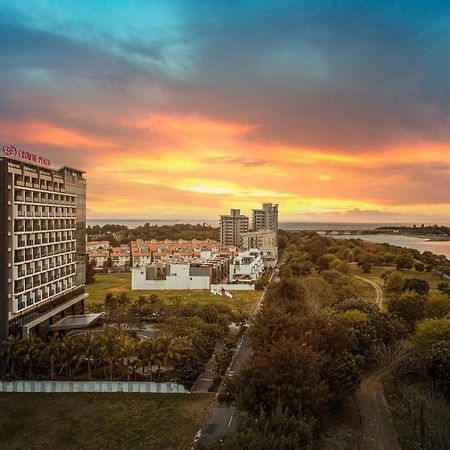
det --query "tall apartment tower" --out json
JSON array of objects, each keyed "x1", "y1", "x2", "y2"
[
  {"x1": 252, "y1": 203, "x2": 278, "y2": 231},
  {"x1": 0, "y1": 146, "x2": 88, "y2": 339},
  {"x1": 219, "y1": 209, "x2": 249, "y2": 246}
]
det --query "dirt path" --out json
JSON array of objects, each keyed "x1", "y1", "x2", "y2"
[
  {"x1": 355, "y1": 368, "x2": 401, "y2": 450},
  {"x1": 353, "y1": 275, "x2": 384, "y2": 308},
  {"x1": 333, "y1": 276, "x2": 401, "y2": 449}
]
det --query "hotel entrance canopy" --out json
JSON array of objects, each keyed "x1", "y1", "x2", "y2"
[{"x1": 48, "y1": 313, "x2": 104, "y2": 331}]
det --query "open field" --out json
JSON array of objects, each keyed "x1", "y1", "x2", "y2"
[
  {"x1": 86, "y1": 273, "x2": 261, "y2": 315},
  {"x1": 0, "y1": 393, "x2": 212, "y2": 450},
  {"x1": 350, "y1": 264, "x2": 446, "y2": 292}
]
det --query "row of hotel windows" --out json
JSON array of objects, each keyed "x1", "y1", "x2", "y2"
[
  {"x1": 14, "y1": 189, "x2": 76, "y2": 206},
  {"x1": 16, "y1": 231, "x2": 75, "y2": 248},
  {"x1": 15, "y1": 265, "x2": 76, "y2": 293},
  {"x1": 15, "y1": 204, "x2": 76, "y2": 218},
  {"x1": 14, "y1": 242, "x2": 76, "y2": 263},
  {"x1": 15, "y1": 275, "x2": 77, "y2": 311},
  {"x1": 16, "y1": 254, "x2": 75, "y2": 278},
  {"x1": 14, "y1": 218, "x2": 76, "y2": 232},
  {"x1": 14, "y1": 174, "x2": 65, "y2": 192}
]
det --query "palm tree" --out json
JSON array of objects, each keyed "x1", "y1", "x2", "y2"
[
  {"x1": 75, "y1": 331, "x2": 98, "y2": 380},
  {"x1": 40, "y1": 336, "x2": 61, "y2": 380},
  {"x1": 99, "y1": 331, "x2": 119, "y2": 380},
  {"x1": 138, "y1": 339, "x2": 161, "y2": 381},
  {"x1": 156, "y1": 334, "x2": 190, "y2": 381},
  {"x1": 19, "y1": 333, "x2": 42, "y2": 379},
  {"x1": 60, "y1": 337, "x2": 77, "y2": 379},
  {"x1": 118, "y1": 334, "x2": 136, "y2": 381},
  {"x1": 0, "y1": 335, "x2": 20, "y2": 378}
]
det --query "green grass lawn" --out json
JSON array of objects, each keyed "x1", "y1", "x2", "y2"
[
  {"x1": 0, "y1": 393, "x2": 212, "y2": 450},
  {"x1": 350, "y1": 264, "x2": 446, "y2": 293},
  {"x1": 86, "y1": 273, "x2": 262, "y2": 315}
]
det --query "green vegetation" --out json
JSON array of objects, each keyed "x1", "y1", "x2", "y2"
[
  {"x1": 0, "y1": 393, "x2": 211, "y2": 450},
  {"x1": 86, "y1": 273, "x2": 260, "y2": 315},
  {"x1": 87, "y1": 223, "x2": 219, "y2": 245},
  {"x1": 2, "y1": 274, "x2": 260, "y2": 388},
  {"x1": 212, "y1": 231, "x2": 450, "y2": 449}
]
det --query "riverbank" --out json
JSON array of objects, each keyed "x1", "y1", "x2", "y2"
[{"x1": 331, "y1": 233, "x2": 450, "y2": 259}]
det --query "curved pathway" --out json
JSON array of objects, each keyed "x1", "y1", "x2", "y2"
[
  {"x1": 355, "y1": 368, "x2": 401, "y2": 450},
  {"x1": 352, "y1": 275, "x2": 400, "y2": 450},
  {"x1": 353, "y1": 275, "x2": 384, "y2": 308}
]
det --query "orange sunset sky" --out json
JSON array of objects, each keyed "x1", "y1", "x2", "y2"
[{"x1": 1, "y1": 1, "x2": 450, "y2": 223}]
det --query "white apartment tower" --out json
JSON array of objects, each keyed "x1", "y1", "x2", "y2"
[
  {"x1": 252, "y1": 203, "x2": 278, "y2": 231},
  {"x1": 219, "y1": 209, "x2": 249, "y2": 246},
  {"x1": 0, "y1": 145, "x2": 88, "y2": 339}
]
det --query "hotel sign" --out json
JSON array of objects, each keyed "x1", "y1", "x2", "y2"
[{"x1": 2, "y1": 145, "x2": 51, "y2": 167}]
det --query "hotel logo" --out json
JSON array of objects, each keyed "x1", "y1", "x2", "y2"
[
  {"x1": 2, "y1": 144, "x2": 17, "y2": 157},
  {"x1": 2, "y1": 144, "x2": 51, "y2": 167}
]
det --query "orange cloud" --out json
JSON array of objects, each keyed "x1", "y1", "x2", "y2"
[
  {"x1": 125, "y1": 113, "x2": 257, "y2": 138},
  {"x1": 2, "y1": 120, "x2": 114, "y2": 149}
]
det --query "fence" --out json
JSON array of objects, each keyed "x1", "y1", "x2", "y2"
[
  {"x1": 211, "y1": 283, "x2": 255, "y2": 291},
  {"x1": 0, "y1": 380, "x2": 190, "y2": 394}
]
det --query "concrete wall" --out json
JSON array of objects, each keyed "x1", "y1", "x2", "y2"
[
  {"x1": 0, "y1": 380, "x2": 189, "y2": 394},
  {"x1": 132, "y1": 268, "x2": 210, "y2": 290},
  {"x1": 211, "y1": 283, "x2": 255, "y2": 291}
]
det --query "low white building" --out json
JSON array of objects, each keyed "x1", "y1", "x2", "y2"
[
  {"x1": 132, "y1": 262, "x2": 214, "y2": 290},
  {"x1": 231, "y1": 249, "x2": 264, "y2": 283}
]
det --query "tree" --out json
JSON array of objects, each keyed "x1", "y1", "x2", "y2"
[
  {"x1": 361, "y1": 261, "x2": 372, "y2": 274},
  {"x1": 85, "y1": 255, "x2": 96, "y2": 284},
  {"x1": 265, "y1": 279, "x2": 307, "y2": 314},
  {"x1": 156, "y1": 334, "x2": 190, "y2": 380},
  {"x1": 130, "y1": 296, "x2": 154, "y2": 323},
  {"x1": 0, "y1": 335, "x2": 20, "y2": 378},
  {"x1": 138, "y1": 338, "x2": 161, "y2": 381},
  {"x1": 413, "y1": 319, "x2": 450, "y2": 353},
  {"x1": 396, "y1": 254, "x2": 414, "y2": 270},
  {"x1": 438, "y1": 282, "x2": 450, "y2": 297},
  {"x1": 425, "y1": 341, "x2": 450, "y2": 397},
  {"x1": 387, "y1": 291, "x2": 425, "y2": 330},
  {"x1": 385, "y1": 272, "x2": 404, "y2": 296},
  {"x1": 403, "y1": 278, "x2": 430, "y2": 296},
  {"x1": 60, "y1": 337, "x2": 77, "y2": 379},
  {"x1": 119, "y1": 333, "x2": 137, "y2": 381},
  {"x1": 75, "y1": 331, "x2": 99, "y2": 380},
  {"x1": 236, "y1": 338, "x2": 330, "y2": 419},
  {"x1": 424, "y1": 293, "x2": 450, "y2": 319},
  {"x1": 19, "y1": 333, "x2": 42, "y2": 379},
  {"x1": 99, "y1": 331, "x2": 119, "y2": 380},
  {"x1": 249, "y1": 305, "x2": 302, "y2": 349},
  {"x1": 40, "y1": 336, "x2": 61, "y2": 380}
]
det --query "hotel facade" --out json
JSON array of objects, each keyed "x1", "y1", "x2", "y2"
[{"x1": 0, "y1": 145, "x2": 88, "y2": 339}]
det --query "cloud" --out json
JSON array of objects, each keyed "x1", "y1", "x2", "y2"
[{"x1": 1, "y1": 2, "x2": 450, "y2": 220}]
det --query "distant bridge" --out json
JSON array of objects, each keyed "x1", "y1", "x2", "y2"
[{"x1": 319, "y1": 230, "x2": 396, "y2": 236}]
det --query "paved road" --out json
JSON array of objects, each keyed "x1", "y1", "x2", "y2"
[
  {"x1": 195, "y1": 264, "x2": 280, "y2": 448},
  {"x1": 192, "y1": 342, "x2": 223, "y2": 393},
  {"x1": 353, "y1": 275, "x2": 384, "y2": 308}
]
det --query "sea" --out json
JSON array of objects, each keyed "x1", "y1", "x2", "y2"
[{"x1": 86, "y1": 220, "x2": 450, "y2": 259}]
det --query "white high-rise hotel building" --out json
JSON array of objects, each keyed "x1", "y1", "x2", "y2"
[{"x1": 0, "y1": 145, "x2": 88, "y2": 339}]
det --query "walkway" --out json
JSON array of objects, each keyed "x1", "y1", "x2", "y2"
[
  {"x1": 353, "y1": 275, "x2": 384, "y2": 307},
  {"x1": 355, "y1": 368, "x2": 401, "y2": 450}
]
